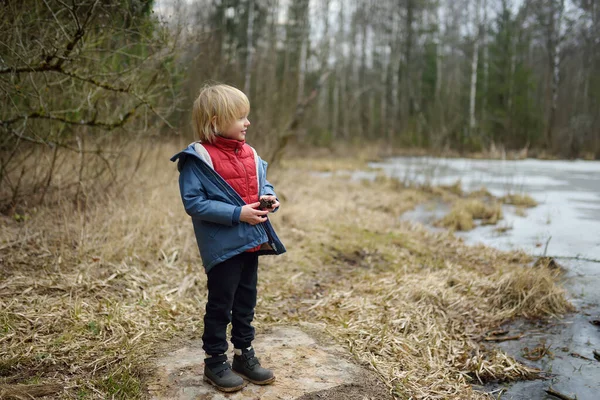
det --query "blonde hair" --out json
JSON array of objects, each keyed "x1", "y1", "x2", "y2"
[{"x1": 192, "y1": 83, "x2": 250, "y2": 143}]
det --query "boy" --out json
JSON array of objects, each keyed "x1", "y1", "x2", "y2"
[{"x1": 171, "y1": 84, "x2": 286, "y2": 392}]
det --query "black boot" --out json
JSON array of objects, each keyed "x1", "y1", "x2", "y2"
[
  {"x1": 232, "y1": 347, "x2": 275, "y2": 385},
  {"x1": 203, "y1": 354, "x2": 245, "y2": 392}
]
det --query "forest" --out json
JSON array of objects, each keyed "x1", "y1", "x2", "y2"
[
  {"x1": 168, "y1": 0, "x2": 599, "y2": 157},
  {"x1": 2, "y1": 0, "x2": 600, "y2": 209}
]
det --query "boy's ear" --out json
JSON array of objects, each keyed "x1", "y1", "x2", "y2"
[{"x1": 211, "y1": 116, "x2": 217, "y2": 131}]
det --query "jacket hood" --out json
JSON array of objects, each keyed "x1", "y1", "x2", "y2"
[{"x1": 170, "y1": 144, "x2": 203, "y2": 172}]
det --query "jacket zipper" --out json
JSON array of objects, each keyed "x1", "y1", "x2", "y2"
[
  {"x1": 234, "y1": 148, "x2": 251, "y2": 205},
  {"x1": 234, "y1": 148, "x2": 270, "y2": 246},
  {"x1": 196, "y1": 152, "x2": 275, "y2": 248}
]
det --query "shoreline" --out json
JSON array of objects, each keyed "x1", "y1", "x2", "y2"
[{"x1": 386, "y1": 156, "x2": 600, "y2": 400}]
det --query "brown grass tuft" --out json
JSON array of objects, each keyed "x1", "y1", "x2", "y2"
[
  {"x1": 436, "y1": 199, "x2": 503, "y2": 231},
  {"x1": 0, "y1": 384, "x2": 63, "y2": 399},
  {"x1": 502, "y1": 194, "x2": 538, "y2": 208}
]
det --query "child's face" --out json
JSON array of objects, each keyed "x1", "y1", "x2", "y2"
[{"x1": 220, "y1": 115, "x2": 250, "y2": 141}]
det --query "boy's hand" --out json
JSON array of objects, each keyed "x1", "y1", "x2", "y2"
[
  {"x1": 240, "y1": 202, "x2": 269, "y2": 225},
  {"x1": 259, "y1": 195, "x2": 280, "y2": 211}
]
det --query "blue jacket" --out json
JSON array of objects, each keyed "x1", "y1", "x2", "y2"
[{"x1": 171, "y1": 143, "x2": 286, "y2": 273}]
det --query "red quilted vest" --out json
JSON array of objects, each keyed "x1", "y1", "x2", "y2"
[{"x1": 203, "y1": 136, "x2": 262, "y2": 251}]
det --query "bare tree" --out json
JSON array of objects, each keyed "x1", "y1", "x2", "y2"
[{"x1": 0, "y1": 0, "x2": 181, "y2": 209}]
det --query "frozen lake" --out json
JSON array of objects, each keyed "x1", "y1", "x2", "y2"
[
  {"x1": 370, "y1": 157, "x2": 600, "y2": 261},
  {"x1": 369, "y1": 156, "x2": 600, "y2": 400}
]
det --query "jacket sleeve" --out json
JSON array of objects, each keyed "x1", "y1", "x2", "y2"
[
  {"x1": 179, "y1": 159, "x2": 242, "y2": 226},
  {"x1": 260, "y1": 159, "x2": 280, "y2": 213},
  {"x1": 263, "y1": 177, "x2": 276, "y2": 198}
]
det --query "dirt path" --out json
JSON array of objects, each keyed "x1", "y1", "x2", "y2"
[{"x1": 146, "y1": 324, "x2": 392, "y2": 400}]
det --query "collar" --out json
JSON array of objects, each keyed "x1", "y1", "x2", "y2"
[{"x1": 212, "y1": 135, "x2": 245, "y2": 153}]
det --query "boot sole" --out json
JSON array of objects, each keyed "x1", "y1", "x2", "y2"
[
  {"x1": 233, "y1": 371, "x2": 276, "y2": 385},
  {"x1": 203, "y1": 375, "x2": 246, "y2": 392}
]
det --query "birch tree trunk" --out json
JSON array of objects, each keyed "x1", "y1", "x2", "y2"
[
  {"x1": 243, "y1": 0, "x2": 254, "y2": 95},
  {"x1": 360, "y1": 9, "x2": 369, "y2": 137},
  {"x1": 434, "y1": 0, "x2": 442, "y2": 100},
  {"x1": 266, "y1": 0, "x2": 280, "y2": 126},
  {"x1": 381, "y1": 48, "x2": 389, "y2": 140},
  {"x1": 469, "y1": 0, "x2": 481, "y2": 134},
  {"x1": 317, "y1": 0, "x2": 330, "y2": 125},
  {"x1": 333, "y1": 76, "x2": 340, "y2": 139},
  {"x1": 508, "y1": 36, "x2": 516, "y2": 114},
  {"x1": 297, "y1": 36, "x2": 307, "y2": 105},
  {"x1": 333, "y1": 4, "x2": 345, "y2": 139},
  {"x1": 481, "y1": 0, "x2": 489, "y2": 136},
  {"x1": 433, "y1": 0, "x2": 445, "y2": 147},
  {"x1": 546, "y1": 0, "x2": 564, "y2": 148},
  {"x1": 391, "y1": 10, "x2": 400, "y2": 136},
  {"x1": 403, "y1": 0, "x2": 415, "y2": 122}
]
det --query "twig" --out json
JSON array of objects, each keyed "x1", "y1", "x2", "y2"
[
  {"x1": 2, "y1": 66, "x2": 172, "y2": 131},
  {"x1": 593, "y1": 350, "x2": 600, "y2": 361},
  {"x1": 0, "y1": 233, "x2": 41, "y2": 251},
  {"x1": 75, "y1": 133, "x2": 85, "y2": 204},
  {"x1": 569, "y1": 352, "x2": 593, "y2": 361},
  {"x1": 484, "y1": 334, "x2": 523, "y2": 342},
  {"x1": 42, "y1": 0, "x2": 71, "y2": 40},
  {"x1": 38, "y1": 142, "x2": 59, "y2": 204},
  {"x1": 545, "y1": 387, "x2": 577, "y2": 400},
  {"x1": 5, "y1": 126, "x2": 120, "y2": 155},
  {"x1": 487, "y1": 329, "x2": 509, "y2": 336},
  {"x1": 0, "y1": 0, "x2": 99, "y2": 75},
  {"x1": 522, "y1": 343, "x2": 552, "y2": 361},
  {"x1": 543, "y1": 235, "x2": 552, "y2": 257},
  {"x1": 9, "y1": 166, "x2": 25, "y2": 211},
  {"x1": 495, "y1": 388, "x2": 506, "y2": 400},
  {"x1": 2, "y1": 103, "x2": 143, "y2": 130},
  {"x1": 542, "y1": 255, "x2": 600, "y2": 264}
]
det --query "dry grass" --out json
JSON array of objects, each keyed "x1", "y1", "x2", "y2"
[
  {"x1": 515, "y1": 207, "x2": 527, "y2": 217},
  {"x1": 279, "y1": 146, "x2": 383, "y2": 172},
  {"x1": 421, "y1": 183, "x2": 534, "y2": 232},
  {"x1": 501, "y1": 194, "x2": 538, "y2": 208},
  {"x1": 280, "y1": 157, "x2": 375, "y2": 172},
  {"x1": 0, "y1": 145, "x2": 572, "y2": 399},
  {"x1": 436, "y1": 199, "x2": 503, "y2": 231}
]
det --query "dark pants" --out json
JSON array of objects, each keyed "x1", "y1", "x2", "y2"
[{"x1": 202, "y1": 251, "x2": 258, "y2": 355}]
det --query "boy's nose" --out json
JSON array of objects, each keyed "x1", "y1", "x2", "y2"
[{"x1": 244, "y1": 118, "x2": 250, "y2": 126}]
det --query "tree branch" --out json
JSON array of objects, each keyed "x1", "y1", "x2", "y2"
[
  {"x1": 1, "y1": 103, "x2": 142, "y2": 130},
  {"x1": 0, "y1": 0, "x2": 99, "y2": 75},
  {"x1": 269, "y1": 71, "x2": 331, "y2": 166},
  {"x1": 2, "y1": 63, "x2": 174, "y2": 130}
]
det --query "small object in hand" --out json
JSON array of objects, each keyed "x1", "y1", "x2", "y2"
[{"x1": 259, "y1": 198, "x2": 275, "y2": 210}]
